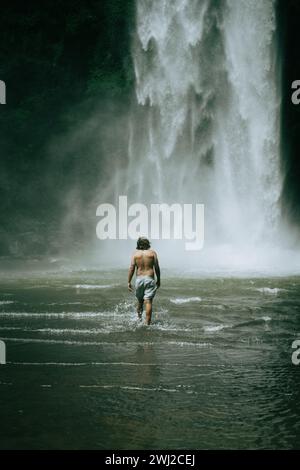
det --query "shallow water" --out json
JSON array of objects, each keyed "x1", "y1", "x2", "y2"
[{"x1": 0, "y1": 270, "x2": 300, "y2": 449}]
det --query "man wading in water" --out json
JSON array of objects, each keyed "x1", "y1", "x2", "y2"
[{"x1": 128, "y1": 237, "x2": 161, "y2": 325}]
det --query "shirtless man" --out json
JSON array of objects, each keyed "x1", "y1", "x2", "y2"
[{"x1": 128, "y1": 237, "x2": 161, "y2": 325}]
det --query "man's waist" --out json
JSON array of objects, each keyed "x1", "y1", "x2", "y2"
[{"x1": 136, "y1": 274, "x2": 155, "y2": 279}]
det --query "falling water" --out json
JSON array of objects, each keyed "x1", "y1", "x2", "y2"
[{"x1": 118, "y1": 0, "x2": 281, "y2": 261}]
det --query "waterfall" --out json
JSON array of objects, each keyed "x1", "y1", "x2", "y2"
[{"x1": 124, "y1": 0, "x2": 281, "y2": 251}]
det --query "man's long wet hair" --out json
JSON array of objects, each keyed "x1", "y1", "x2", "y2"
[{"x1": 136, "y1": 237, "x2": 151, "y2": 250}]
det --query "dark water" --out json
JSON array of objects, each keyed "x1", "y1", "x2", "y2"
[{"x1": 0, "y1": 270, "x2": 300, "y2": 449}]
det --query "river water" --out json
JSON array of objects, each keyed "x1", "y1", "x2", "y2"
[{"x1": 0, "y1": 269, "x2": 299, "y2": 449}]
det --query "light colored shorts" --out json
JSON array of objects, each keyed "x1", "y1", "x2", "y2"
[{"x1": 135, "y1": 276, "x2": 157, "y2": 302}]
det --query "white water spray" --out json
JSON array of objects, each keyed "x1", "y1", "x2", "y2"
[
  {"x1": 121, "y1": 0, "x2": 284, "y2": 267},
  {"x1": 131, "y1": 0, "x2": 281, "y2": 235},
  {"x1": 95, "y1": 0, "x2": 300, "y2": 272}
]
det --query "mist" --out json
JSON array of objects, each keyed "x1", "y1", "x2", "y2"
[{"x1": 1, "y1": 0, "x2": 300, "y2": 274}]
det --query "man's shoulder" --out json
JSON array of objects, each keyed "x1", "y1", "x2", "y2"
[
  {"x1": 149, "y1": 249, "x2": 158, "y2": 257},
  {"x1": 133, "y1": 248, "x2": 158, "y2": 257}
]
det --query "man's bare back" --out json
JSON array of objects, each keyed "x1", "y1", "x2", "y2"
[{"x1": 133, "y1": 249, "x2": 158, "y2": 278}]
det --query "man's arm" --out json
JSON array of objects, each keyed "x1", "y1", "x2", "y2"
[
  {"x1": 128, "y1": 253, "x2": 136, "y2": 292},
  {"x1": 154, "y1": 252, "x2": 161, "y2": 288}
]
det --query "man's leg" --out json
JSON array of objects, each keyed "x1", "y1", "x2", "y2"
[
  {"x1": 144, "y1": 299, "x2": 153, "y2": 325},
  {"x1": 137, "y1": 300, "x2": 143, "y2": 320}
]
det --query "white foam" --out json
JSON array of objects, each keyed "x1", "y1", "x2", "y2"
[
  {"x1": 166, "y1": 341, "x2": 212, "y2": 348},
  {"x1": 150, "y1": 325, "x2": 192, "y2": 333},
  {"x1": 260, "y1": 316, "x2": 272, "y2": 322},
  {"x1": 0, "y1": 311, "x2": 114, "y2": 318},
  {"x1": 256, "y1": 287, "x2": 283, "y2": 294},
  {"x1": 0, "y1": 327, "x2": 24, "y2": 331},
  {"x1": 0, "y1": 300, "x2": 14, "y2": 305},
  {"x1": 0, "y1": 336, "x2": 106, "y2": 346},
  {"x1": 44, "y1": 302, "x2": 84, "y2": 306},
  {"x1": 1, "y1": 337, "x2": 212, "y2": 348},
  {"x1": 74, "y1": 284, "x2": 117, "y2": 289},
  {"x1": 170, "y1": 297, "x2": 202, "y2": 305},
  {"x1": 203, "y1": 324, "x2": 229, "y2": 332},
  {"x1": 9, "y1": 361, "x2": 211, "y2": 367},
  {"x1": 36, "y1": 327, "x2": 105, "y2": 335},
  {"x1": 35, "y1": 325, "x2": 140, "y2": 335},
  {"x1": 78, "y1": 385, "x2": 179, "y2": 393}
]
